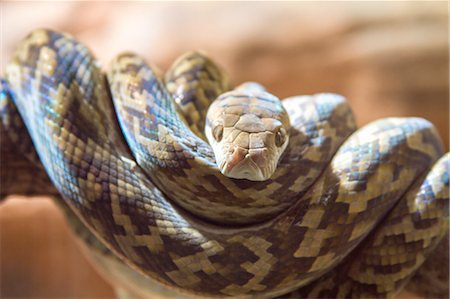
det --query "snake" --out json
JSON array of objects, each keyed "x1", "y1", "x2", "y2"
[{"x1": 1, "y1": 28, "x2": 449, "y2": 298}]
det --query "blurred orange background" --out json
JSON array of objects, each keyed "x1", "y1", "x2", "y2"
[{"x1": 1, "y1": 2, "x2": 448, "y2": 298}]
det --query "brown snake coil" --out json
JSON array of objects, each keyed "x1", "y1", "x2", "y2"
[{"x1": 1, "y1": 29, "x2": 449, "y2": 298}]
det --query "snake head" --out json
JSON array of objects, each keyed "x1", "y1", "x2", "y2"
[{"x1": 205, "y1": 83, "x2": 290, "y2": 181}]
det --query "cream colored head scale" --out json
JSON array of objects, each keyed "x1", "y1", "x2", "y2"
[{"x1": 205, "y1": 82, "x2": 290, "y2": 181}]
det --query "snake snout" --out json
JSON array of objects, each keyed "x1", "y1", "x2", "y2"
[
  {"x1": 223, "y1": 147, "x2": 248, "y2": 173},
  {"x1": 222, "y1": 146, "x2": 269, "y2": 181}
]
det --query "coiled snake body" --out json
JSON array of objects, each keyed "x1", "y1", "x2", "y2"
[{"x1": 1, "y1": 29, "x2": 449, "y2": 298}]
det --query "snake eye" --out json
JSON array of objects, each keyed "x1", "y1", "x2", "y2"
[
  {"x1": 275, "y1": 128, "x2": 286, "y2": 147},
  {"x1": 213, "y1": 125, "x2": 224, "y2": 142}
]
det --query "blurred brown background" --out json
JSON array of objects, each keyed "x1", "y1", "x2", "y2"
[{"x1": 1, "y1": 2, "x2": 448, "y2": 298}]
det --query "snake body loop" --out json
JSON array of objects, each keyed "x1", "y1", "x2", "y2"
[
  {"x1": 108, "y1": 53, "x2": 357, "y2": 224},
  {"x1": 2, "y1": 29, "x2": 449, "y2": 298}
]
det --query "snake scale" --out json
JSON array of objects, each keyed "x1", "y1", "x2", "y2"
[{"x1": 1, "y1": 29, "x2": 449, "y2": 298}]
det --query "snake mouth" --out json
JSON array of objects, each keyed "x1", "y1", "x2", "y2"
[{"x1": 223, "y1": 160, "x2": 265, "y2": 181}]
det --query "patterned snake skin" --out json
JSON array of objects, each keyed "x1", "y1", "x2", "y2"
[{"x1": 1, "y1": 29, "x2": 449, "y2": 298}]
